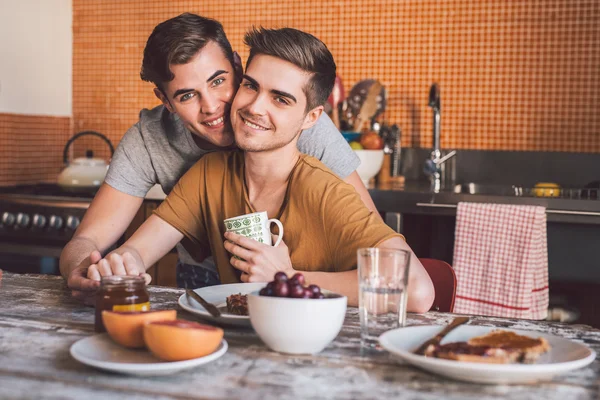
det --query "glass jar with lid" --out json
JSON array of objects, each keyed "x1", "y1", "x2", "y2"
[{"x1": 95, "y1": 275, "x2": 150, "y2": 332}]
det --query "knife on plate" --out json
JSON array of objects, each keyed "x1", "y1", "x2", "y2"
[
  {"x1": 413, "y1": 316, "x2": 470, "y2": 355},
  {"x1": 186, "y1": 289, "x2": 221, "y2": 318}
]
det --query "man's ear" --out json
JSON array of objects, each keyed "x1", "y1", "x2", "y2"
[
  {"x1": 301, "y1": 105, "x2": 324, "y2": 131},
  {"x1": 154, "y1": 87, "x2": 174, "y2": 114}
]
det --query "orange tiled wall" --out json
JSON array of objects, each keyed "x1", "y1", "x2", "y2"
[
  {"x1": 0, "y1": 114, "x2": 71, "y2": 186},
  {"x1": 67, "y1": 0, "x2": 596, "y2": 157}
]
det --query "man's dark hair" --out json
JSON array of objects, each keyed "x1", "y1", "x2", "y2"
[
  {"x1": 141, "y1": 13, "x2": 234, "y2": 90},
  {"x1": 244, "y1": 27, "x2": 336, "y2": 111}
]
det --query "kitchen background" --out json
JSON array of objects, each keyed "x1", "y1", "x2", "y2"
[{"x1": 0, "y1": 0, "x2": 599, "y2": 186}]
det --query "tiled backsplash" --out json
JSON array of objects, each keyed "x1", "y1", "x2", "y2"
[
  {"x1": 2, "y1": 1, "x2": 599, "y2": 185},
  {"x1": 0, "y1": 114, "x2": 71, "y2": 186}
]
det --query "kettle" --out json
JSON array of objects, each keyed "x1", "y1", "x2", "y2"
[{"x1": 57, "y1": 131, "x2": 115, "y2": 192}]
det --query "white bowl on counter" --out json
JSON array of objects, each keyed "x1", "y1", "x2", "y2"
[
  {"x1": 354, "y1": 150, "x2": 384, "y2": 186},
  {"x1": 248, "y1": 290, "x2": 347, "y2": 354}
]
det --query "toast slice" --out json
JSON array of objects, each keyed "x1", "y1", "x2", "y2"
[
  {"x1": 424, "y1": 330, "x2": 550, "y2": 364},
  {"x1": 467, "y1": 330, "x2": 550, "y2": 363}
]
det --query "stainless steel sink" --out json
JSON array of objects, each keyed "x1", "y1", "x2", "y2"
[{"x1": 453, "y1": 183, "x2": 520, "y2": 196}]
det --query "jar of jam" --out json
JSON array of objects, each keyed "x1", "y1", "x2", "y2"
[{"x1": 95, "y1": 275, "x2": 150, "y2": 332}]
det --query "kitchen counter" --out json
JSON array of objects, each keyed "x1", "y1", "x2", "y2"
[
  {"x1": 1, "y1": 272, "x2": 599, "y2": 399},
  {"x1": 369, "y1": 181, "x2": 600, "y2": 225}
]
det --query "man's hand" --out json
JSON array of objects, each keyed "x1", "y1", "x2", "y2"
[
  {"x1": 224, "y1": 232, "x2": 295, "y2": 282},
  {"x1": 67, "y1": 250, "x2": 102, "y2": 305},
  {"x1": 87, "y1": 252, "x2": 151, "y2": 285}
]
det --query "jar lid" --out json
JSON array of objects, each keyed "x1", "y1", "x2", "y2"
[{"x1": 100, "y1": 275, "x2": 145, "y2": 287}]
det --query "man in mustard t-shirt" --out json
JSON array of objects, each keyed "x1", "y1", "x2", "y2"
[{"x1": 87, "y1": 27, "x2": 434, "y2": 310}]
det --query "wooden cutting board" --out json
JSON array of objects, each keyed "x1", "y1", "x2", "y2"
[{"x1": 352, "y1": 81, "x2": 382, "y2": 132}]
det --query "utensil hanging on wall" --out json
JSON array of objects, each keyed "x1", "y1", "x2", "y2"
[
  {"x1": 327, "y1": 75, "x2": 345, "y2": 130},
  {"x1": 346, "y1": 80, "x2": 386, "y2": 132}
]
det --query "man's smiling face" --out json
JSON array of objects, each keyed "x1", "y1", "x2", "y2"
[
  {"x1": 231, "y1": 54, "x2": 320, "y2": 153},
  {"x1": 156, "y1": 41, "x2": 238, "y2": 149}
]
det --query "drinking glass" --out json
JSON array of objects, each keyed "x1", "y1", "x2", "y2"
[{"x1": 357, "y1": 248, "x2": 410, "y2": 348}]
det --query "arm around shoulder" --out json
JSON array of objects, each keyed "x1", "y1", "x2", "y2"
[{"x1": 60, "y1": 183, "x2": 144, "y2": 279}]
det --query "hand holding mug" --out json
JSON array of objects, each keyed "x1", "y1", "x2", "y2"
[{"x1": 224, "y1": 231, "x2": 295, "y2": 282}]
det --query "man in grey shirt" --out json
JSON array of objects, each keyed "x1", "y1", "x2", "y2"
[{"x1": 60, "y1": 13, "x2": 377, "y2": 300}]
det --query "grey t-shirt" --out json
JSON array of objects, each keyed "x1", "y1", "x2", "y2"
[{"x1": 105, "y1": 105, "x2": 360, "y2": 268}]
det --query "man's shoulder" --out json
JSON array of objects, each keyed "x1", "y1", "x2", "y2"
[
  {"x1": 120, "y1": 105, "x2": 169, "y2": 142},
  {"x1": 295, "y1": 155, "x2": 347, "y2": 189},
  {"x1": 138, "y1": 104, "x2": 168, "y2": 123}
]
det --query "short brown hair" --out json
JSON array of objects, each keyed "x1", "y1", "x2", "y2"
[
  {"x1": 141, "y1": 13, "x2": 234, "y2": 90},
  {"x1": 244, "y1": 27, "x2": 336, "y2": 111}
]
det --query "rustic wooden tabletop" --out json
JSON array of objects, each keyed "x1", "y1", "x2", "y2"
[{"x1": 1, "y1": 272, "x2": 598, "y2": 399}]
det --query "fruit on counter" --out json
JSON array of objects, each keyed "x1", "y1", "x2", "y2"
[
  {"x1": 359, "y1": 132, "x2": 384, "y2": 150},
  {"x1": 259, "y1": 272, "x2": 325, "y2": 299},
  {"x1": 143, "y1": 320, "x2": 224, "y2": 361},
  {"x1": 349, "y1": 141, "x2": 364, "y2": 150},
  {"x1": 533, "y1": 182, "x2": 561, "y2": 197},
  {"x1": 102, "y1": 309, "x2": 177, "y2": 348}
]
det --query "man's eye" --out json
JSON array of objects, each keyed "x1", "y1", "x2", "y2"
[
  {"x1": 243, "y1": 82, "x2": 257, "y2": 91},
  {"x1": 180, "y1": 92, "x2": 195, "y2": 102},
  {"x1": 212, "y1": 78, "x2": 224, "y2": 87},
  {"x1": 275, "y1": 97, "x2": 289, "y2": 105}
]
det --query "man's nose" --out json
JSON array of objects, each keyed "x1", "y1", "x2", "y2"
[
  {"x1": 199, "y1": 92, "x2": 220, "y2": 114},
  {"x1": 246, "y1": 94, "x2": 267, "y2": 116}
]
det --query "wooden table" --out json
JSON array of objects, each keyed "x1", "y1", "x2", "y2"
[{"x1": 1, "y1": 273, "x2": 599, "y2": 399}]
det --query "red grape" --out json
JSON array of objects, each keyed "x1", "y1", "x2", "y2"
[
  {"x1": 315, "y1": 293, "x2": 325, "y2": 299},
  {"x1": 289, "y1": 283, "x2": 305, "y2": 298},
  {"x1": 291, "y1": 273, "x2": 305, "y2": 285},
  {"x1": 302, "y1": 288, "x2": 313, "y2": 298},
  {"x1": 308, "y1": 284, "x2": 321, "y2": 296},
  {"x1": 273, "y1": 281, "x2": 289, "y2": 297},
  {"x1": 274, "y1": 272, "x2": 288, "y2": 283}
]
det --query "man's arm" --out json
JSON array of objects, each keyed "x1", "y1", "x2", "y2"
[
  {"x1": 299, "y1": 114, "x2": 380, "y2": 216},
  {"x1": 224, "y1": 233, "x2": 434, "y2": 311},
  {"x1": 293, "y1": 237, "x2": 433, "y2": 311},
  {"x1": 344, "y1": 171, "x2": 379, "y2": 215},
  {"x1": 59, "y1": 183, "x2": 144, "y2": 297},
  {"x1": 86, "y1": 215, "x2": 184, "y2": 281}
]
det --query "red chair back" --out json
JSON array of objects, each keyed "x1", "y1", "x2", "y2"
[{"x1": 419, "y1": 258, "x2": 457, "y2": 312}]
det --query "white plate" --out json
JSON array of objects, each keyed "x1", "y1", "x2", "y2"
[
  {"x1": 178, "y1": 283, "x2": 265, "y2": 327},
  {"x1": 70, "y1": 334, "x2": 228, "y2": 376},
  {"x1": 379, "y1": 325, "x2": 596, "y2": 384}
]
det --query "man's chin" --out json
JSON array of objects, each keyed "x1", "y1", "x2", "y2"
[{"x1": 191, "y1": 130, "x2": 235, "y2": 150}]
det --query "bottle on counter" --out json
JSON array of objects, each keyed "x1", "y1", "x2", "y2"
[{"x1": 95, "y1": 275, "x2": 150, "y2": 332}]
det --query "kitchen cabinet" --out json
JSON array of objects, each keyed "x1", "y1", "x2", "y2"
[{"x1": 124, "y1": 201, "x2": 177, "y2": 287}]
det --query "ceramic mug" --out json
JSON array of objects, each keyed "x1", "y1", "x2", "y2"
[{"x1": 224, "y1": 211, "x2": 284, "y2": 247}]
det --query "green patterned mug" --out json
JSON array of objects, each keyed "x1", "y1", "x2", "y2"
[{"x1": 224, "y1": 211, "x2": 284, "y2": 247}]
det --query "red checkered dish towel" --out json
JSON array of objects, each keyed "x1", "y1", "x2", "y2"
[{"x1": 452, "y1": 202, "x2": 549, "y2": 319}]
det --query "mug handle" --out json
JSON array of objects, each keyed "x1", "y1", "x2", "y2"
[{"x1": 268, "y1": 219, "x2": 284, "y2": 247}]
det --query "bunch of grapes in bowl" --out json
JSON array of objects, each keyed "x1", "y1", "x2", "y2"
[{"x1": 259, "y1": 272, "x2": 324, "y2": 299}]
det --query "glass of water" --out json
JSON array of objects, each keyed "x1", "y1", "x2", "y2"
[{"x1": 357, "y1": 248, "x2": 411, "y2": 348}]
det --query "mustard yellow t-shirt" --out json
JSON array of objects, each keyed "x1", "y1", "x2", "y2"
[{"x1": 154, "y1": 150, "x2": 402, "y2": 284}]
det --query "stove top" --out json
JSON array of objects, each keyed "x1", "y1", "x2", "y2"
[
  {"x1": 0, "y1": 184, "x2": 94, "y2": 242},
  {"x1": 0, "y1": 183, "x2": 97, "y2": 201}
]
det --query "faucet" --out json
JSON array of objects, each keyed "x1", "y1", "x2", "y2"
[{"x1": 424, "y1": 83, "x2": 456, "y2": 192}]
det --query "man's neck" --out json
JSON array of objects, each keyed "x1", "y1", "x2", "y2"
[{"x1": 244, "y1": 144, "x2": 300, "y2": 216}]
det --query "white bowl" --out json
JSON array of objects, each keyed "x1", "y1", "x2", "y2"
[
  {"x1": 248, "y1": 290, "x2": 347, "y2": 354},
  {"x1": 354, "y1": 150, "x2": 384, "y2": 186}
]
